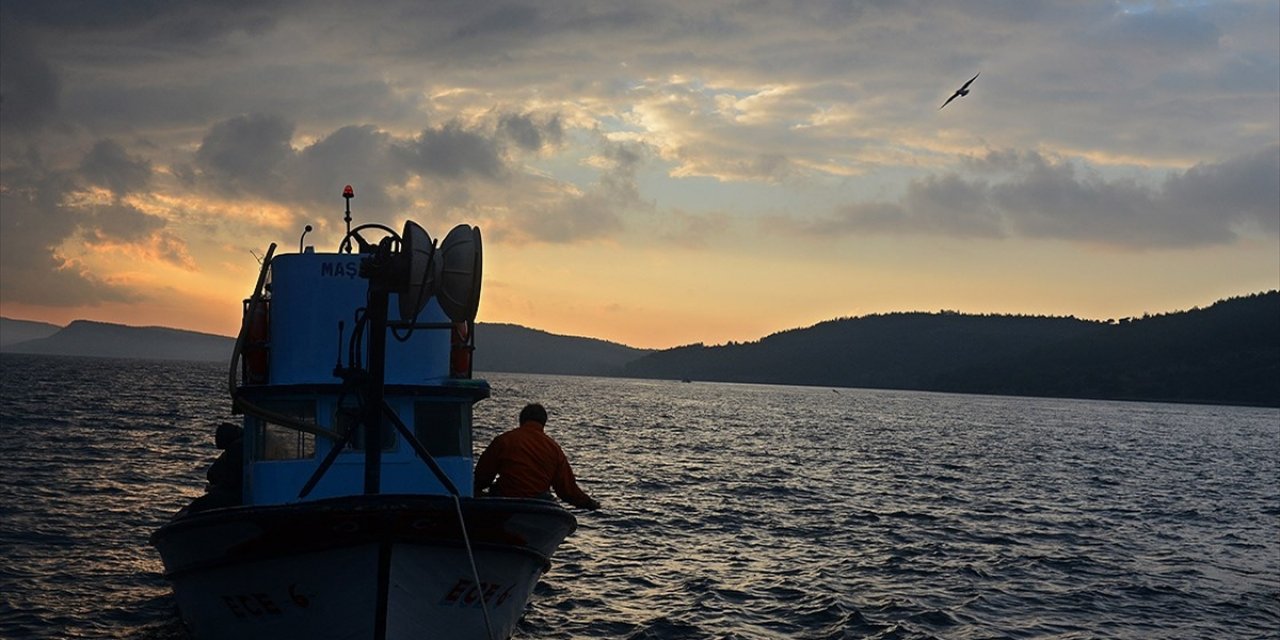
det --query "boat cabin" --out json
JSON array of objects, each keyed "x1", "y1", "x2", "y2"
[{"x1": 233, "y1": 251, "x2": 488, "y2": 506}]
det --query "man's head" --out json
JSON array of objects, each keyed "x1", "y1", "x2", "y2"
[{"x1": 519, "y1": 403, "x2": 548, "y2": 426}]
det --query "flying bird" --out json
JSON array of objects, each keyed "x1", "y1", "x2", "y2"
[{"x1": 939, "y1": 72, "x2": 980, "y2": 110}]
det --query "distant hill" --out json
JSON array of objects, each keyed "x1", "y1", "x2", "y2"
[
  {"x1": 0, "y1": 318, "x2": 650, "y2": 376},
  {"x1": 623, "y1": 291, "x2": 1280, "y2": 407},
  {"x1": 472, "y1": 323, "x2": 651, "y2": 376},
  {"x1": 3, "y1": 291, "x2": 1276, "y2": 406},
  {"x1": 936, "y1": 292, "x2": 1280, "y2": 406},
  {"x1": 2, "y1": 320, "x2": 236, "y2": 362},
  {"x1": 0, "y1": 317, "x2": 61, "y2": 347}
]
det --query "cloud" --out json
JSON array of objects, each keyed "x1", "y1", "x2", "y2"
[
  {"x1": 498, "y1": 112, "x2": 563, "y2": 152},
  {"x1": 292, "y1": 124, "x2": 409, "y2": 215},
  {"x1": 185, "y1": 113, "x2": 545, "y2": 214},
  {"x1": 0, "y1": 165, "x2": 139, "y2": 305},
  {"x1": 176, "y1": 112, "x2": 627, "y2": 243},
  {"x1": 6, "y1": 1, "x2": 1275, "y2": 181},
  {"x1": 1, "y1": 0, "x2": 283, "y2": 44},
  {"x1": 395, "y1": 122, "x2": 505, "y2": 180},
  {"x1": 83, "y1": 225, "x2": 197, "y2": 272},
  {"x1": 79, "y1": 140, "x2": 152, "y2": 196},
  {"x1": 1, "y1": 0, "x2": 1276, "y2": 319},
  {"x1": 194, "y1": 114, "x2": 296, "y2": 193},
  {"x1": 1162, "y1": 144, "x2": 1280, "y2": 234},
  {"x1": 83, "y1": 201, "x2": 166, "y2": 243},
  {"x1": 182, "y1": 118, "x2": 415, "y2": 222},
  {"x1": 787, "y1": 145, "x2": 1279, "y2": 249},
  {"x1": 491, "y1": 138, "x2": 651, "y2": 243},
  {"x1": 627, "y1": 81, "x2": 812, "y2": 183},
  {"x1": 0, "y1": 18, "x2": 61, "y2": 132},
  {"x1": 0, "y1": 139, "x2": 193, "y2": 305},
  {"x1": 150, "y1": 231, "x2": 196, "y2": 269},
  {"x1": 1091, "y1": 5, "x2": 1222, "y2": 55},
  {"x1": 451, "y1": 3, "x2": 542, "y2": 41},
  {"x1": 657, "y1": 209, "x2": 734, "y2": 248}
]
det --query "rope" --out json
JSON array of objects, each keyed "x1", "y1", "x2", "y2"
[{"x1": 453, "y1": 494, "x2": 496, "y2": 640}]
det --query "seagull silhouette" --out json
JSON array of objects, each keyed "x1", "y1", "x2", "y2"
[{"x1": 939, "y1": 72, "x2": 980, "y2": 110}]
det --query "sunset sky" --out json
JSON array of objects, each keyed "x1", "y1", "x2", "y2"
[{"x1": 2, "y1": 1, "x2": 1277, "y2": 349}]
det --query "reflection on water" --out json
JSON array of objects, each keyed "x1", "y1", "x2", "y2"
[
  {"x1": 1, "y1": 355, "x2": 223, "y2": 639},
  {"x1": 2, "y1": 355, "x2": 1278, "y2": 639}
]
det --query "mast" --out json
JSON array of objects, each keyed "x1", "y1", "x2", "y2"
[{"x1": 357, "y1": 238, "x2": 399, "y2": 494}]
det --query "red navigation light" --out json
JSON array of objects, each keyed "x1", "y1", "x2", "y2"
[{"x1": 343, "y1": 185, "x2": 354, "y2": 199}]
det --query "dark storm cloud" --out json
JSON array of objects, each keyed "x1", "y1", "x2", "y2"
[
  {"x1": 1, "y1": 0, "x2": 284, "y2": 44},
  {"x1": 785, "y1": 176, "x2": 1001, "y2": 239},
  {"x1": 194, "y1": 114, "x2": 296, "y2": 192},
  {"x1": 986, "y1": 154, "x2": 1220, "y2": 246},
  {"x1": 2, "y1": 1, "x2": 419, "y2": 135},
  {"x1": 789, "y1": 145, "x2": 1280, "y2": 249},
  {"x1": 170, "y1": 107, "x2": 599, "y2": 241},
  {"x1": 1162, "y1": 144, "x2": 1280, "y2": 234},
  {"x1": 396, "y1": 123, "x2": 505, "y2": 180},
  {"x1": 440, "y1": 2, "x2": 662, "y2": 49},
  {"x1": 452, "y1": 3, "x2": 541, "y2": 40},
  {"x1": 180, "y1": 113, "x2": 569, "y2": 223},
  {"x1": 84, "y1": 201, "x2": 166, "y2": 243},
  {"x1": 498, "y1": 113, "x2": 563, "y2": 152},
  {"x1": 79, "y1": 140, "x2": 152, "y2": 197},
  {"x1": 904, "y1": 174, "x2": 1003, "y2": 237},
  {"x1": 0, "y1": 18, "x2": 60, "y2": 131},
  {"x1": 187, "y1": 115, "x2": 405, "y2": 209},
  {"x1": 292, "y1": 124, "x2": 409, "y2": 215}
]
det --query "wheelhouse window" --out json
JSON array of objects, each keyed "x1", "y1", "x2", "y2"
[
  {"x1": 333, "y1": 403, "x2": 397, "y2": 451},
  {"x1": 414, "y1": 401, "x2": 470, "y2": 457},
  {"x1": 254, "y1": 399, "x2": 316, "y2": 460}
]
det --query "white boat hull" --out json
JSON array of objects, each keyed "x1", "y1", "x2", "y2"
[{"x1": 153, "y1": 495, "x2": 575, "y2": 640}]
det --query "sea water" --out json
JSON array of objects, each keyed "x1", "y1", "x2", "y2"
[{"x1": 0, "y1": 354, "x2": 1276, "y2": 639}]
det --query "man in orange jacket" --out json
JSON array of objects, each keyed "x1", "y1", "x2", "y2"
[{"x1": 474, "y1": 403, "x2": 601, "y2": 510}]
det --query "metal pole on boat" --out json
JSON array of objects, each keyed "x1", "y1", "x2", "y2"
[
  {"x1": 361, "y1": 289, "x2": 387, "y2": 494},
  {"x1": 359, "y1": 245, "x2": 392, "y2": 495}
]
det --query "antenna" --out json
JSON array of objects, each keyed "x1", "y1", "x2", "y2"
[
  {"x1": 299, "y1": 224, "x2": 313, "y2": 253},
  {"x1": 342, "y1": 185, "x2": 355, "y2": 253}
]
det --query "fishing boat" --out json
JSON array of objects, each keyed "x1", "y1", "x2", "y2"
[{"x1": 151, "y1": 187, "x2": 577, "y2": 640}]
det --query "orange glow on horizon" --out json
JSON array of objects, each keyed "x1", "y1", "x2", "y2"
[{"x1": 4, "y1": 230, "x2": 1277, "y2": 351}]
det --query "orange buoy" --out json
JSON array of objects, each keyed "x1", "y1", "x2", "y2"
[
  {"x1": 450, "y1": 321, "x2": 472, "y2": 378},
  {"x1": 243, "y1": 300, "x2": 271, "y2": 384}
]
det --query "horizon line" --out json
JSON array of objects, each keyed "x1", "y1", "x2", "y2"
[{"x1": 4, "y1": 288, "x2": 1274, "y2": 351}]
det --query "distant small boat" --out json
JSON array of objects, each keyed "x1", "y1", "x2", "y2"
[{"x1": 152, "y1": 187, "x2": 576, "y2": 639}]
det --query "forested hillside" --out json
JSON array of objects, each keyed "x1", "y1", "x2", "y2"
[
  {"x1": 938, "y1": 291, "x2": 1279, "y2": 405},
  {"x1": 624, "y1": 292, "x2": 1279, "y2": 406}
]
